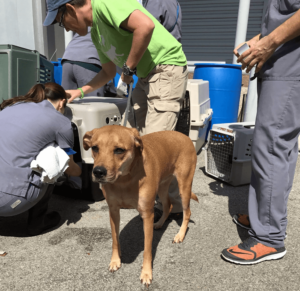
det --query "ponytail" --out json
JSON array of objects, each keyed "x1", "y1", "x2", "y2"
[{"x1": 0, "y1": 82, "x2": 68, "y2": 111}]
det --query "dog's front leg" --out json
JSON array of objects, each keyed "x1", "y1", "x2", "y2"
[
  {"x1": 140, "y1": 210, "x2": 154, "y2": 286},
  {"x1": 108, "y1": 207, "x2": 121, "y2": 272}
]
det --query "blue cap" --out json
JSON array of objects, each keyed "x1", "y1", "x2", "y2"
[{"x1": 43, "y1": 0, "x2": 70, "y2": 26}]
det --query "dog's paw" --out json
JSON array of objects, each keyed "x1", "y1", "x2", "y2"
[
  {"x1": 172, "y1": 232, "x2": 185, "y2": 244},
  {"x1": 140, "y1": 269, "x2": 152, "y2": 286},
  {"x1": 109, "y1": 259, "x2": 121, "y2": 272}
]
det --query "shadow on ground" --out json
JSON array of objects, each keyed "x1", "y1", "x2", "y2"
[
  {"x1": 119, "y1": 214, "x2": 187, "y2": 265},
  {"x1": 199, "y1": 166, "x2": 250, "y2": 241},
  {"x1": 0, "y1": 192, "x2": 93, "y2": 238}
]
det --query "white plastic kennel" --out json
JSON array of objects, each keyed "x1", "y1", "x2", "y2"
[
  {"x1": 176, "y1": 79, "x2": 213, "y2": 153},
  {"x1": 205, "y1": 122, "x2": 255, "y2": 186}
]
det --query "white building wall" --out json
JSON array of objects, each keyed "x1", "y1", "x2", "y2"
[
  {"x1": 0, "y1": 0, "x2": 65, "y2": 60},
  {"x1": 0, "y1": 0, "x2": 36, "y2": 51}
]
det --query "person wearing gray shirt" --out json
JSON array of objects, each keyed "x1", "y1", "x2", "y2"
[
  {"x1": 222, "y1": 0, "x2": 300, "y2": 264},
  {"x1": 142, "y1": 0, "x2": 182, "y2": 43},
  {"x1": 0, "y1": 83, "x2": 81, "y2": 236},
  {"x1": 62, "y1": 28, "x2": 116, "y2": 97}
]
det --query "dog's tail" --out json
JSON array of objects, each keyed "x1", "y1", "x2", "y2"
[{"x1": 191, "y1": 192, "x2": 199, "y2": 203}]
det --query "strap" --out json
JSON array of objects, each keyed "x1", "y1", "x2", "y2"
[
  {"x1": 123, "y1": 83, "x2": 134, "y2": 127},
  {"x1": 168, "y1": 2, "x2": 179, "y2": 33},
  {"x1": 63, "y1": 60, "x2": 102, "y2": 73}
]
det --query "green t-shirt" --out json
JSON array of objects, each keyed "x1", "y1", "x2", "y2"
[{"x1": 90, "y1": 0, "x2": 187, "y2": 78}]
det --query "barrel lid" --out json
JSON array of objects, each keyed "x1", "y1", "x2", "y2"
[{"x1": 194, "y1": 63, "x2": 242, "y2": 69}]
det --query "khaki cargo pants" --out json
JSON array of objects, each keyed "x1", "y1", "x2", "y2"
[{"x1": 123, "y1": 64, "x2": 188, "y2": 213}]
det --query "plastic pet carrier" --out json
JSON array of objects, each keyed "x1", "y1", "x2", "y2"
[
  {"x1": 176, "y1": 79, "x2": 213, "y2": 153},
  {"x1": 0, "y1": 44, "x2": 53, "y2": 104},
  {"x1": 55, "y1": 97, "x2": 127, "y2": 201},
  {"x1": 205, "y1": 122, "x2": 254, "y2": 186}
]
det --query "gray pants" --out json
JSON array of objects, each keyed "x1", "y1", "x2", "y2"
[
  {"x1": 0, "y1": 183, "x2": 48, "y2": 217},
  {"x1": 61, "y1": 62, "x2": 105, "y2": 97},
  {"x1": 249, "y1": 79, "x2": 300, "y2": 248}
]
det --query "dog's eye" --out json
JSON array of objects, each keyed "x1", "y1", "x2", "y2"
[
  {"x1": 92, "y1": 146, "x2": 99, "y2": 153},
  {"x1": 114, "y1": 148, "x2": 125, "y2": 154}
]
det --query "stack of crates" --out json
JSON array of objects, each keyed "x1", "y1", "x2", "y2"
[{"x1": 0, "y1": 44, "x2": 54, "y2": 104}]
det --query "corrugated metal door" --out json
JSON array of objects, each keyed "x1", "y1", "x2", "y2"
[{"x1": 178, "y1": 0, "x2": 267, "y2": 63}]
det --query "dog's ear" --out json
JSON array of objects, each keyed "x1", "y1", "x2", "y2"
[
  {"x1": 130, "y1": 128, "x2": 143, "y2": 152},
  {"x1": 83, "y1": 130, "x2": 94, "y2": 151}
]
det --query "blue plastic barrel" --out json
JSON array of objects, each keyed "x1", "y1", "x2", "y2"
[
  {"x1": 51, "y1": 58, "x2": 63, "y2": 85},
  {"x1": 194, "y1": 63, "x2": 242, "y2": 130}
]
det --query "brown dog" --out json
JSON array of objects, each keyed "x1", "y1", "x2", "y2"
[{"x1": 83, "y1": 125, "x2": 198, "y2": 286}]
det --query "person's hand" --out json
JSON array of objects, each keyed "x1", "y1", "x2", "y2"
[
  {"x1": 121, "y1": 73, "x2": 133, "y2": 85},
  {"x1": 233, "y1": 35, "x2": 261, "y2": 58},
  {"x1": 234, "y1": 35, "x2": 277, "y2": 73},
  {"x1": 66, "y1": 89, "x2": 82, "y2": 103},
  {"x1": 233, "y1": 34, "x2": 261, "y2": 72}
]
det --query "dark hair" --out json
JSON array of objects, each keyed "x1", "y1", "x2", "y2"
[
  {"x1": 58, "y1": 0, "x2": 87, "y2": 14},
  {"x1": 0, "y1": 82, "x2": 69, "y2": 111}
]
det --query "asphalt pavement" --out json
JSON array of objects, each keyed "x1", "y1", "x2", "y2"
[{"x1": 1, "y1": 152, "x2": 300, "y2": 291}]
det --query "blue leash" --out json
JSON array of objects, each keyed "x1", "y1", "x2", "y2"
[{"x1": 168, "y1": 2, "x2": 180, "y2": 33}]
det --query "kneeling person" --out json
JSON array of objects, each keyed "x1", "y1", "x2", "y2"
[{"x1": 0, "y1": 83, "x2": 81, "y2": 235}]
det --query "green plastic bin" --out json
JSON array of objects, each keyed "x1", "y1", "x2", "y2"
[{"x1": 0, "y1": 44, "x2": 54, "y2": 104}]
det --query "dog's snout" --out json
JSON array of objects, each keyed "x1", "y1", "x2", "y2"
[{"x1": 93, "y1": 166, "x2": 107, "y2": 178}]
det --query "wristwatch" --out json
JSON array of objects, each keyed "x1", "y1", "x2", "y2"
[{"x1": 122, "y1": 62, "x2": 137, "y2": 76}]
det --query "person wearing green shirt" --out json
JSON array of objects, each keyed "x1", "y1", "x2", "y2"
[{"x1": 44, "y1": 0, "x2": 188, "y2": 284}]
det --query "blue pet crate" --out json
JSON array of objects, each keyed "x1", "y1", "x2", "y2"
[{"x1": 52, "y1": 58, "x2": 63, "y2": 86}]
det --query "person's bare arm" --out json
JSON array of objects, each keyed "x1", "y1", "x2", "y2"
[
  {"x1": 64, "y1": 155, "x2": 81, "y2": 177},
  {"x1": 235, "y1": 9, "x2": 300, "y2": 73},
  {"x1": 66, "y1": 61, "x2": 116, "y2": 102},
  {"x1": 120, "y1": 10, "x2": 155, "y2": 84}
]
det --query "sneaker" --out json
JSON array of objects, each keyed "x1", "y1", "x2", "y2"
[
  {"x1": 233, "y1": 214, "x2": 287, "y2": 239},
  {"x1": 233, "y1": 214, "x2": 251, "y2": 230},
  {"x1": 222, "y1": 237, "x2": 286, "y2": 265}
]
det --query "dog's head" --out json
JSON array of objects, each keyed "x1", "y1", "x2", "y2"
[{"x1": 83, "y1": 125, "x2": 143, "y2": 184}]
